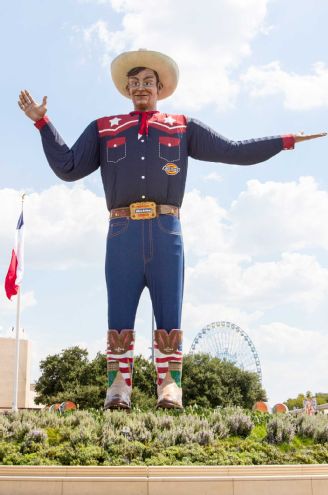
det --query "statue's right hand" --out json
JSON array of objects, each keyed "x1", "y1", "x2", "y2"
[{"x1": 18, "y1": 90, "x2": 47, "y2": 122}]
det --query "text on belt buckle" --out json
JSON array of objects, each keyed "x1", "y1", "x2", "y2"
[{"x1": 130, "y1": 201, "x2": 157, "y2": 220}]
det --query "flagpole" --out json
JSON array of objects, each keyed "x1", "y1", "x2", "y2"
[
  {"x1": 12, "y1": 193, "x2": 25, "y2": 412},
  {"x1": 12, "y1": 287, "x2": 21, "y2": 412},
  {"x1": 151, "y1": 309, "x2": 155, "y2": 363}
]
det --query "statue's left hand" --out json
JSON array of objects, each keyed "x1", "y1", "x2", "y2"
[{"x1": 294, "y1": 132, "x2": 327, "y2": 143}]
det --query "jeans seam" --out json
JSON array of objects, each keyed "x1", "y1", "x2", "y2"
[{"x1": 143, "y1": 220, "x2": 153, "y2": 264}]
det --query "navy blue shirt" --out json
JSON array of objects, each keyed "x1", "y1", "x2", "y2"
[{"x1": 36, "y1": 112, "x2": 290, "y2": 210}]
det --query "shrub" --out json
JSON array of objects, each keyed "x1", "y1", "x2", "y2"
[
  {"x1": 267, "y1": 415, "x2": 295, "y2": 444},
  {"x1": 226, "y1": 409, "x2": 254, "y2": 437},
  {"x1": 209, "y1": 411, "x2": 229, "y2": 439},
  {"x1": 156, "y1": 415, "x2": 174, "y2": 430},
  {"x1": 101, "y1": 425, "x2": 127, "y2": 451},
  {"x1": 26, "y1": 429, "x2": 47, "y2": 443},
  {"x1": 103, "y1": 410, "x2": 128, "y2": 429},
  {"x1": 194, "y1": 429, "x2": 214, "y2": 446},
  {"x1": 70, "y1": 445, "x2": 107, "y2": 465},
  {"x1": 7, "y1": 420, "x2": 33, "y2": 442},
  {"x1": 4, "y1": 407, "x2": 328, "y2": 466},
  {"x1": 115, "y1": 418, "x2": 152, "y2": 444},
  {"x1": 175, "y1": 426, "x2": 196, "y2": 445},
  {"x1": 0, "y1": 441, "x2": 20, "y2": 463},
  {"x1": 296, "y1": 415, "x2": 317, "y2": 439},
  {"x1": 0, "y1": 416, "x2": 10, "y2": 440},
  {"x1": 141, "y1": 412, "x2": 159, "y2": 431},
  {"x1": 20, "y1": 429, "x2": 48, "y2": 453},
  {"x1": 155, "y1": 428, "x2": 179, "y2": 448},
  {"x1": 314, "y1": 424, "x2": 328, "y2": 444},
  {"x1": 68, "y1": 426, "x2": 98, "y2": 446}
]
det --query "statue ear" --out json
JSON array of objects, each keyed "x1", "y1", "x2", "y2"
[{"x1": 157, "y1": 81, "x2": 163, "y2": 94}]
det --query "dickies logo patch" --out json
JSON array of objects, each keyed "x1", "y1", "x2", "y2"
[{"x1": 162, "y1": 163, "x2": 180, "y2": 176}]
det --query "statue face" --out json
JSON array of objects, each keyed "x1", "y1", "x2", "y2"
[{"x1": 127, "y1": 68, "x2": 161, "y2": 111}]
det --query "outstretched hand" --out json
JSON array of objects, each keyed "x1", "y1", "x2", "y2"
[
  {"x1": 18, "y1": 90, "x2": 47, "y2": 122},
  {"x1": 293, "y1": 132, "x2": 327, "y2": 143}
]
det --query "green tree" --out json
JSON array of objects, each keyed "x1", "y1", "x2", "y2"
[
  {"x1": 316, "y1": 393, "x2": 328, "y2": 405},
  {"x1": 35, "y1": 347, "x2": 89, "y2": 400},
  {"x1": 131, "y1": 355, "x2": 157, "y2": 410},
  {"x1": 34, "y1": 347, "x2": 107, "y2": 407},
  {"x1": 285, "y1": 392, "x2": 328, "y2": 410},
  {"x1": 182, "y1": 353, "x2": 267, "y2": 409},
  {"x1": 35, "y1": 347, "x2": 266, "y2": 410},
  {"x1": 132, "y1": 355, "x2": 157, "y2": 396},
  {"x1": 34, "y1": 348, "x2": 157, "y2": 409}
]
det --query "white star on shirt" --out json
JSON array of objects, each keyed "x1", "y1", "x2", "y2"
[
  {"x1": 163, "y1": 116, "x2": 176, "y2": 125},
  {"x1": 109, "y1": 117, "x2": 121, "y2": 127}
]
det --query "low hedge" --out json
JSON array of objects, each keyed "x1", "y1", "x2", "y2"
[{"x1": 0, "y1": 408, "x2": 327, "y2": 465}]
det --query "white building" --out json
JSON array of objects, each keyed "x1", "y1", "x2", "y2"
[{"x1": 0, "y1": 337, "x2": 41, "y2": 410}]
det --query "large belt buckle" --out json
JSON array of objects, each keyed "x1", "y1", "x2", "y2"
[{"x1": 130, "y1": 201, "x2": 157, "y2": 220}]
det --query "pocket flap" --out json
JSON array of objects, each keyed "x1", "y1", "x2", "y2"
[
  {"x1": 107, "y1": 137, "x2": 126, "y2": 148},
  {"x1": 159, "y1": 136, "x2": 180, "y2": 147}
]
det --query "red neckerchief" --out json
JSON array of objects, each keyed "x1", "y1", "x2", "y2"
[{"x1": 130, "y1": 110, "x2": 159, "y2": 137}]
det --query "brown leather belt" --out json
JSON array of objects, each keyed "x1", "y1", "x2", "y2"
[{"x1": 110, "y1": 203, "x2": 180, "y2": 220}]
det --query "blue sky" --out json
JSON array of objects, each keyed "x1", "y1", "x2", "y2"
[{"x1": 1, "y1": 0, "x2": 328, "y2": 406}]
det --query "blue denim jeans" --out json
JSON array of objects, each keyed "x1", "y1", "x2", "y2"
[{"x1": 105, "y1": 214, "x2": 184, "y2": 331}]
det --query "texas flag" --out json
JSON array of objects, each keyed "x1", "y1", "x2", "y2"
[{"x1": 5, "y1": 212, "x2": 24, "y2": 300}]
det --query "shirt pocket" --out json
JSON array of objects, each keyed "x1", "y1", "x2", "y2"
[
  {"x1": 106, "y1": 137, "x2": 126, "y2": 163},
  {"x1": 159, "y1": 136, "x2": 180, "y2": 162}
]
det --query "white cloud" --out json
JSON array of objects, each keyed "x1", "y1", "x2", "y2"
[
  {"x1": 185, "y1": 251, "x2": 328, "y2": 312},
  {"x1": 252, "y1": 322, "x2": 328, "y2": 404},
  {"x1": 0, "y1": 286, "x2": 37, "y2": 315},
  {"x1": 181, "y1": 180, "x2": 328, "y2": 313},
  {"x1": 76, "y1": 2, "x2": 327, "y2": 112},
  {"x1": 79, "y1": 0, "x2": 270, "y2": 111},
  {"x1": 242, "y1": 61, "x2": 328, "y2": 110},
  {"x1": 3, "y1": 178, "x2": 328, "y2": 316},
  {"x1": 203, "y1": 172, "x2": 223, "y2": 183},
  {"x1": 230, "y1": 176, "x2": 328, "y2": 255},
  {"x1": 0, "y1": 185, "x2": 107, "y2": 270},
  {"x1": 182, "y1": 300, "x2": 263, "y2": 345},
  {"x1": 181, "y1": 189, "x2": 231, "y2": 257}
]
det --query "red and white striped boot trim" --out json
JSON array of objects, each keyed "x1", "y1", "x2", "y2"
[
  {"x1": 107, "y1": 329, "x2": 135, "y2": 387},
  {"x1": 154, "y1": 329, "x2": 183, "y2": 385}
]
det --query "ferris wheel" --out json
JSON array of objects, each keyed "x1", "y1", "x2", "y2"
[{"x1": 190, "y1": 321, "x2": 262, "y2": 380}]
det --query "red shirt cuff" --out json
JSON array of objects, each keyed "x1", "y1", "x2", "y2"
[
  {"x1": 34, "y1": 116, "x2": 50, "y2": 130},
  {"x1": 282, "y1": 134, "x2": 295, "y2": 150}
]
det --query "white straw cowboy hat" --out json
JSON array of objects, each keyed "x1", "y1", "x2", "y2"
[{"x1": 111, "y1": 49, "x2": 179, "y2": 100}]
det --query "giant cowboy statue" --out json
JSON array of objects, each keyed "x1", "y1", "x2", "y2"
[{"x1": 18, "y1": 49, "x2": 326, "y2": 410}]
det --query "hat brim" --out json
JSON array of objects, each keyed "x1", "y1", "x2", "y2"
[{"x1": 111, "y1": 49, "x2": 179, "y2": 100}]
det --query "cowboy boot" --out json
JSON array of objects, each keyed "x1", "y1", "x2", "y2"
[
  {"x1": 154, "y1": 329, "x2": 183, "y2": 409},
  {"x1": 104, "y1": 329, "x2": 135, "y2": 410}
]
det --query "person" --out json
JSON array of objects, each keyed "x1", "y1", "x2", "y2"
[{"x1": 18, "y1": 49, "x2": 326, "y2": 411}]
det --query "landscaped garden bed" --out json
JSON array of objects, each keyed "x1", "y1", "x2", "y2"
[{"x1": 1, "y1": 407, "x2": 328, "y2": 465}]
